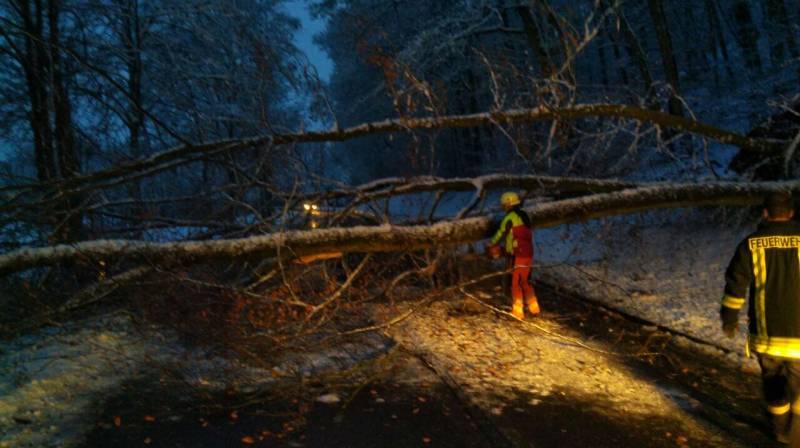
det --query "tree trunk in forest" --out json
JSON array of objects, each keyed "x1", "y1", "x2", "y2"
[
  {"x1": 647, "y1": 0, "x2": 683, "y2": 117},
  {"x1": 15, "y1": 0, "x2": 81, "y2": 242},
  {"x1": 596, "y1": 32, "x2": 609, "y2": 86},
  {"x1": 703, "y1": 0, "x2": 734, "y2": 85},
  {"x1": 122, "y1": 0, "x2": 146, "y2": 237},
  {"x1": 680, "y1": 3, "x2": 702, "y2": 82},
  {"x1": 601, "y1": 0, "x2": 652, "y2": 96},
  {"x1": 47, "y1": 0, "x2": 82, "y2": 242},
  {"x1": 764, "y1": 0, "x2": 798, "y2": 74},
  {"x1": 731, "y1": 0, "x2": 762, "y2": 73},
  {"x1": 606, "y1": 24, "x2": 629, "y2": 86},
  {"x1": 537, "y1": 0, "x2": 575, "y2": 85},
  {"x1": 460, "y1": 39, "x2": 483, "y2": 177},
  {"x1": 19, "y1": 0, "x2": 56, "y2": 182},
  {"x1": 516, "y1": 5, "x2": 553, "y2": 79}
]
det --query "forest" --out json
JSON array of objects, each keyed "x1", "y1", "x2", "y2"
[{"x1": 1, "y1": 0, "x2": 800, "y2": 446}]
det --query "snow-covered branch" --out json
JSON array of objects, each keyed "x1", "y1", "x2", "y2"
[
  {"x1": 6, "y1": 104, "x2": 782, "y2": 195},
  {"x1": 300, "y1": 174, "x2": 638, "y2": 202},
  {"x1": 3, "y1": 180, "x2": 798, "y2": 276}
]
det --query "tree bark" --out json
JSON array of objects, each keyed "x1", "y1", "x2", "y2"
[
  {"x1": 537, "y1": 0, "x2": 575, "y2": 85},
  {"x1": 647, "y1": 0, "x2": 682, "y2": 116},
  {"x1": 47, "y1": 0, "x2": 82, "y2": 242},
  {"x1": 605, "y1": 19, "x2": 628, "y2": 85},
  {"x1": 765, "y1": 0, "x2": 799, "y2": 68},
  {"x1": 731, "y1": 0, "x2": 762, "y2": 72},
  {"x1": 121, "y1": 0, "x2": 146, "y2": 237},
  {"x1": 703, "y1": 0, "x2": 734, "y2": 84},
  {"x1": 4, "y1": 180, "x2": 800, "y2": 276},
  {"x1": 18, "y1": 0, "x2": 56, "y2": 182},
  {"x1": 600, "y1": 0, "x2": 653, "y2": 95},
  {"x1": 516, "y1": 5, "x2": 553, "y2": 78}
]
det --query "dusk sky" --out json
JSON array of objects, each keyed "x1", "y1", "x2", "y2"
[{"x1": 283, "y1": 0, "x2": 333, "y2": 82}]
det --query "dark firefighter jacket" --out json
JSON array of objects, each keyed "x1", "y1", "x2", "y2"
[{"x1": 722, "y1": 220, "x2": 800, "y2": 359}]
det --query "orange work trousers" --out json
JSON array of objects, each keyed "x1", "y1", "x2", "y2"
[{"x1": 509, "y1": 256, "x2": 535, "y2": 305}]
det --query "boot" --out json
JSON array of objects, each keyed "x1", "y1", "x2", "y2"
[
  {"x1": 767, "y1": 405, "x2": 791, "y2": 444},
  {"x1": 512, "y1": 301, "x2": 525, "y2": 320},
  {"x1": 773, "y1": 411, "x2": 790, "y2": 444},
  {"x1": 526, "y1": 296, "x2": 540, "y2": 316}
]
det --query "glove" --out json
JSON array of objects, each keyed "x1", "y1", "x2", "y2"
[
  {"x1": 720, "y1": 306, "x2": 739, "y2": 339},
  {"x1": 722, "y1": 321, "x2": 737, "y2": 339},
  {"x1": 486, "y1": 244, "x2": 502, "y2": 260}
]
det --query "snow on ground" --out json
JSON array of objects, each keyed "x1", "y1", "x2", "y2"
[
  {"x1": 0, "y1": 314, "x2": 149, "y2": 447},
  {"x1": 0, "y1": 312, "x2": 392, "y2": 447},
  {"x1": 384, "y1": 298, "x2": 746, "y2": 447},
  {"x1": 534, "y1": 213, "x2": 756, "y2": 359}
]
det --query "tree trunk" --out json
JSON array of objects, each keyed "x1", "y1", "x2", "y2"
[
  {"x1": 19, "y1": 0, "x2": 56, "y2": 182},
  {"x1": 731, "y1": 0, "x2": 762, "y2": 73},
  {"x1": 606, "y1": 23, "x2": 629, "y2": 86},
  {"x1": 601, "y1": 0, "x2": 652, "y2": 96},
  {"x1": 47, "y1": 0, "x2": 81, "y2": 242},
  {"x1": 765, "y1": 0, "x2": 798, "y2": 69},
  {"x1": 703, "y1": 0, "x2": 734, "y2": 85},
  {"x1": 516, "y1": 5, "x2": 553, "y2": 78},
  {"x1": 122, "y1": 0, "x2": 146, "y2": 237},
  {"x1": 681, "y1": 3, "x2": 702, "y2": 81},
  {"x1": 596, "y1": 32, "x2": 609, "y2": 86},
  {"x1": 537, "y1": 0, "x2": 575, "y2": 85},
  {"x1": 647, "y1": 0, "x2": 683, "y2": 116},
  {"x1": 4, "y1": 180, "x2": 800, "y2": 276}
]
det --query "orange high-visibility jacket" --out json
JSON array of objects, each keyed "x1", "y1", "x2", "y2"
[{"x1": 490, "y1": 210, "x2": 533, "y2": 258}]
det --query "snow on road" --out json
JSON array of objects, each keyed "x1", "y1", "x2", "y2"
[{"x1": 385, "y1": 298, "x2": 746, "y2": 447}]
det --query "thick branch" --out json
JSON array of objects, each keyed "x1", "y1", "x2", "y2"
[
  {"x1": 304, "y1": 174, "x2": 638, "y2": 203},
  {"x1": 8, "y1": 104, "x2": 782, "y2": 195},
  {"x1": 2, "y1": 180, "x2": 798, "y2": 276}
]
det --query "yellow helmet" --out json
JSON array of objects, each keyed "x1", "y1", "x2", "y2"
[{"x1": 500, "y1": 191, "x2": 520, "y2": 208}]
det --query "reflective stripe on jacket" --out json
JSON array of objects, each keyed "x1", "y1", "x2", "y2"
[
  {"x1": 490, "y1": 210, "x2": 533, "y2": 258},
  {"x1": 723, "y1": 220, "x2": 800, "y2": 358}
]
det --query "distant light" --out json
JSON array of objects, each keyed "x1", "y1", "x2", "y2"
[{"x1": 303, "y1": 203, "x2": 311, "y2": 210}]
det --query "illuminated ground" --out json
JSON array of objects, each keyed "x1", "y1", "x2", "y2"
[{"x1": 81, "y1": 286, "x2": 773, "y2": 447}]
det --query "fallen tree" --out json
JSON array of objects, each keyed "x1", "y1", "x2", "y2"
[
  {"x1": 3, "y1": 179, "x2": 795, "y2": 276},
  {"x1": 1, "y1": 104, "x2": 785, "y2": 199}
]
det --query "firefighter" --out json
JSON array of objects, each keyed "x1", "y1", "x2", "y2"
[
  {"x1": 721, "y1": 192, "x2": 800, "y2": 446},
  {"x1": 487, "y1": 191, "x2": 539, "y2": 320}
]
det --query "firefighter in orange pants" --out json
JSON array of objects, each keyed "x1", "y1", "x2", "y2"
[{"x1": 487, "y1": 192, "x2": 539, "y2": 320}]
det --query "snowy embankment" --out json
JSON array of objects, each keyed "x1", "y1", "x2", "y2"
[
  {"x1": 534, "y1": 215, "x2": 755, "y2": 363},
  {"x1": 0, "y1": 315, "x2": 148, "y2": 447},
  {"x1": 0, "y1": 313, "x2": 391, "y2": 447}
]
